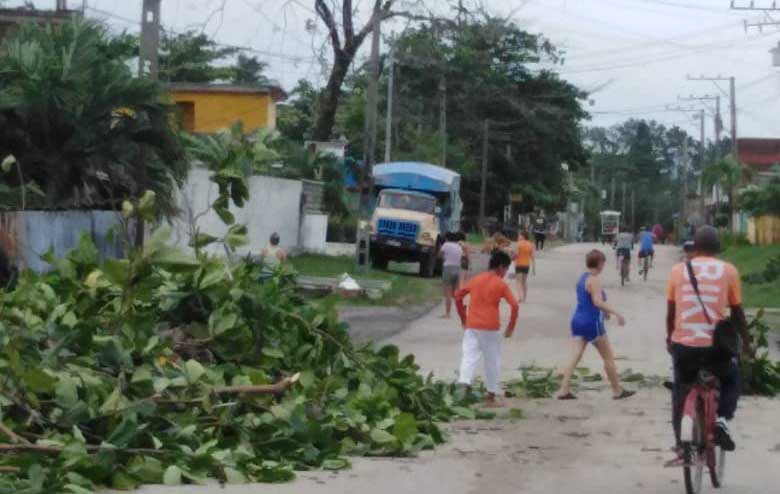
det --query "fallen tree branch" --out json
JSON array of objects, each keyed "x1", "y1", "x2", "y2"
[
  {"x1": 212, "y1": 373, "x2": 301, "y2": 395},
  {"x1": 0, "y1": 422, "x2": 29, "y2": 445},
  {"x1": 0, "y1": 466, "x2": 20, "y2": 473},
  {"x1": 0, "y1": 444, "x2": 167, "y2": 455}
]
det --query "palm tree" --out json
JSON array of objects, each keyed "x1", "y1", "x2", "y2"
[
  {"x1": 701, "y1": 155, "x2": 750, "y2": 228},
  {"x1": 0, "y1": 19, "x2": 186, "y2": 214}
]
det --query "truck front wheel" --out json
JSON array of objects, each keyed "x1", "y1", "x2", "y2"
[
  {"x1": 371, "y1": 250, "x2": 389, "y2": 270},
  {"x1": 419, "y1": 251, "x2": 436, "y2": 278}
]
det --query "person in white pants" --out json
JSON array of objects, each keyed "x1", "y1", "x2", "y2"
[{"x1": 454, "y1": 250, "x2": 519, "y2": 406}]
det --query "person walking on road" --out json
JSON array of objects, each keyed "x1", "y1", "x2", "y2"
[
  {"x1": 439, "y1": 233, "x2": 464, "y2": 319},
  {"x1": 455, "y1": 250, "x2": 519, "y2": 406},
  {"x1": 514, "y1": 231, "x2": 535, "y2": 302},
  {"x1": 558, "y1": 249, "x2": 636, "y2": 401},
  {"x1": 533, "y1": 213, "x2": 547, "y2": 251}
]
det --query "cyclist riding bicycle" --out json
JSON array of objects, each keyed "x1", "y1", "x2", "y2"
[
  {"x1": 666, "y1": 226, "x2": 752, "y2": 455},
  {"x1": 637, "y1": 226, "x2": 655, "y2": 272},
  {"x1": 615, "y1": 227, "x2": 633, "y2": 278}
]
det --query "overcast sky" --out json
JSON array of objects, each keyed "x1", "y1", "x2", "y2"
[{"x1": 8, "y1": 0, "x2": 780, "y2": 139}]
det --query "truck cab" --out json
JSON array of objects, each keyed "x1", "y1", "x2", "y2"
[{"x1": 368, "y1": 162, "x2": 462, "y2": 277}]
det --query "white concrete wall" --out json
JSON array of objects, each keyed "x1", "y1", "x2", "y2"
[
  {"x1": 325, "y1": 242, "x2": 356, "y2": 257},
  {"x1": 172, "y1": 168, "x2": 304, "y2": 256},
  {"x1": 301, "y1": 213, "x2": 328, "y2": 253}
]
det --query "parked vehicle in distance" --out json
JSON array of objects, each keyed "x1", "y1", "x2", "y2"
[{"x1": 367, "y1": 162, "x2": 462, "y2": 277}]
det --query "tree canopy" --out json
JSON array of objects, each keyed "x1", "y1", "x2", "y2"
[
  {"x1": 583, "y1": 119, "x2": 696, "y2": 234},
  {"x1": 0, "y1": 20, "x2": 186, "y2": 214},
  {"x1": 316, "y1": 13, "x2": 591, "y2": 223}
]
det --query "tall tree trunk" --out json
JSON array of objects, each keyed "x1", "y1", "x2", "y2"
[{"x1": 313, "y1": 52, "x2": 351, "y2": 141}]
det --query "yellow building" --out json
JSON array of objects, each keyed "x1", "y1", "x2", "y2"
[{"x1": 169, "y1": 83, "x2": 286, "y2": 134}]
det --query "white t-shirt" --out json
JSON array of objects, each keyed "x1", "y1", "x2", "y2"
[{"x1": 440, "y1": 241, "x2": 463, "y2": 268}]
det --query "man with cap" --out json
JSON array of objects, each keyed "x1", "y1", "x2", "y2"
[{"x1": 665, "y1": 226, "x2": 753, "y2": 454}]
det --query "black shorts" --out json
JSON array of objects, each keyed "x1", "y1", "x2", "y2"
[
  {"x1": 515, "y1": 265, "x2": 530, "y2": 275},
  {"x1": 616, "y1": 247, "x2": 631, "y2": 259}
]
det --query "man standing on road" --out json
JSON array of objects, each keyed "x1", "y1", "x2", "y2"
[
  {"x1": 455, "y1": 250, "x2": 519, "y2": 406},
  {"x1": 533, "y1": 212, "x2": 547, "y2": 251},
  {"x1": 666, "y1": 226, "x2": 752, "y2": 453}
]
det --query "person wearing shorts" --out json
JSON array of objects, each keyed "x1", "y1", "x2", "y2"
[
  {"x1": 557, "y1": 249, "x2": 635, "y2": 401},
  {"x1": 637, "y1": 226, "x2": 655, "y2": 270},
  {"x1": 439, "y1": 233, "x2": 463, "y2": 319},
  {"x1": 514, "y1": 231, "x2": 535, "y2": 302}
]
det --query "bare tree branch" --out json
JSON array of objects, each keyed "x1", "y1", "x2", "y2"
[{"x1": 315, "y1": 0, "x2": 342, "y2": 52}]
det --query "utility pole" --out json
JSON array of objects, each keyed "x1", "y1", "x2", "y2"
[
  {"x1": 356, "y1": 1, "x2": 382, "y2": 270},
  {"x1": 686, "y1": 75, "x2": 738, "y2": 160},
  {"x1": 621, "y1": 181, "x2": 626, "y2": 218},
  {"x1": 384, "y1": 43, "x2": 395, "y2": 163},
  {"x1": 135, "y1": 0, "x2": 161, "y2": 248},
  {"x1": 139, "y1": 0, "x2": 161, "y2": 79},
  {"x1": 630, "y1": 188, "x2": 635, "y2": 232},
  {"x1": 439, "y1": 76, "x2": 447, "y2": 168},
  {"x1": 479, "y1": 119, "x2": 490, "y2": 230},
  {"x1": 610, "y1": 176, "x2": 615, "y2": 209}
]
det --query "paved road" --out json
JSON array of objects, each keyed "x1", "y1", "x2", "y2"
[{"x1": 134, "y1": 243, "x2": 780, "y2": 494}]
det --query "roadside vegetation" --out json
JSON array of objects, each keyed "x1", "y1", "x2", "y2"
[
  {"x1": 291, "y1": 255, "x2": 441, "y2": 307},
  {"x1": 721, "y1": 244, "x2": 780, "y2": 309}
]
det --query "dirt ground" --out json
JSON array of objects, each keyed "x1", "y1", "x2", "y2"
[{"x1": 134, "y1": 243, "x2": 780, "y2": 494}]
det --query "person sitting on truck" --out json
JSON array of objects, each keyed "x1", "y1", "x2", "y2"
[{"x1": 439, "y1": 233, "x2": 464, "y2": 319}]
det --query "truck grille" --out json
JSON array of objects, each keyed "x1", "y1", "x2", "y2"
[{"x1": 377, "y1": 218, "x2": 419, "y2": 241}]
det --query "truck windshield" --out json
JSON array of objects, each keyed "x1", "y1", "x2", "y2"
[{"x1": 379, "y1": 192, "x2": 435, "y2": 214}]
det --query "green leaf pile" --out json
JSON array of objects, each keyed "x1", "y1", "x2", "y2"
[{"x1": 0, "y1": 232, "x2": 475, "y2": 492}]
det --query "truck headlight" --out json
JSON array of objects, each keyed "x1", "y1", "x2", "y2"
[{"x1": 358, "y1": 220, "x2": 373, "y2": 233}]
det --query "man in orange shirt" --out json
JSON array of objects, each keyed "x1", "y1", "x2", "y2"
[
  {"x1": 455, "y1": 250, "x2": 519, "y2": 406},
  {"x1": 515, "y1": 231, "x2": 535, "y2": 302},
  {"x1": 666, "y1": 226, "x2": 751, "y2": 452}
]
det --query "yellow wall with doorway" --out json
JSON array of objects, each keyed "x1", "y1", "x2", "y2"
[{"x1": 170, "y1": 90, "x2": 276, "y2": 134}]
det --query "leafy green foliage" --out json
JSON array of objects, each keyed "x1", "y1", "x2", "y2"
[
  {"x1": 0, "y1": 20, "x2": 186, "y2": 214},
  {"x1": 742, "y1": 255, "x2": 780, "y2": 285},
  {"x1": 0, "y1": 228, "x2": 475, "y2": 492},
  {"x1": 741, "y1": 177, "x2": 780, "y2": 217},
  {"x1": 232, "y1": 54, "x2": 270, "y2": 87},
  {"x1": 741, "y1": 311, "x2": 780, "y2": 396},
  {"x1": 160, "y1": 31, "x2": 239, "y2": 83},
  {"x1": 584, "y1": 120, "x2": 693, "y2": 236}
]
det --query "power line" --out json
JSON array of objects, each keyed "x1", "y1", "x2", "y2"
[{"x1": 85, "y1": 6, "x2": 321, "y2": 66}]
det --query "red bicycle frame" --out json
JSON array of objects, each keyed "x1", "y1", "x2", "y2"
[{"x1": 680, "y1": 379, "x2": 718, "y2": 446}]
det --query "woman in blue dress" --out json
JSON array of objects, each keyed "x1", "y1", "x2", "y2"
[{"x1": 557, "y1": 249, "x2": 635, "y2": 400}]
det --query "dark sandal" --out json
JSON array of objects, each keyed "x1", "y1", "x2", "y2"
[
  {"x1": 613, "y1": 389, "x2": 636, "y2": 400},
  {"x1": 557, "y1": 393, "x2": 577, "y2": 400}
]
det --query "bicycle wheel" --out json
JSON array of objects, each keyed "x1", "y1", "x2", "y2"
[
  {"x1": 683, "y1": 404, "x2": 704, "y2": 494},
  {"x1": 709, "y1": 446, "x2": 726, "y2": 488},
  {"x1": 643, "y1": 257, "x2": 649, "y2": 281}
]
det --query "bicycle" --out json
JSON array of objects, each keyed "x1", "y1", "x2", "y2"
[
  {"x1": 638, "y1": 253, "x2": 651, "y2": 281},
  {"x1": 620, "y1": 253, "x2": 630, "y2": 286},
  {"x1": 678, "y1": 369, "x2": 726, "y2": 494}
]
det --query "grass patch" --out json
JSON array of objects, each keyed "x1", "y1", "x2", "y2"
[
  {"x1": 721, "y1": 244, "x2": 780, "y2": 309},
  {"x1": 290, "y1": 254, "x2": 441, "y2": 307}
]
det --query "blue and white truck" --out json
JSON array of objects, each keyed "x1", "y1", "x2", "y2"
[{"x1": 367, "y1": 162, "x2": 462, "y2": 277}]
